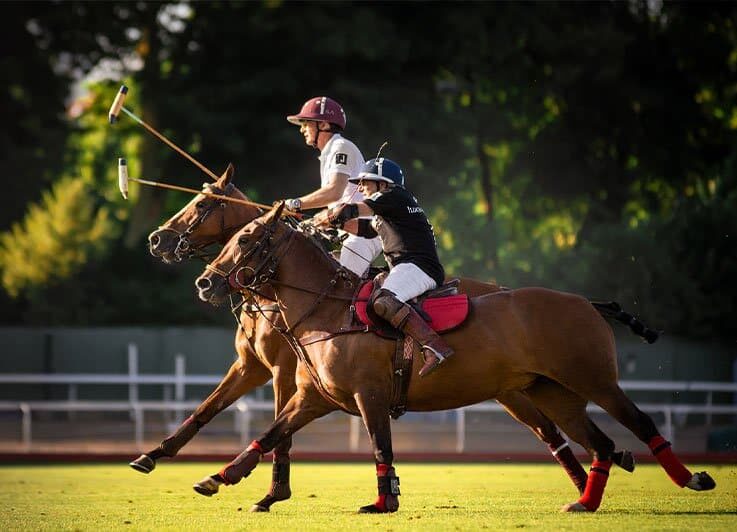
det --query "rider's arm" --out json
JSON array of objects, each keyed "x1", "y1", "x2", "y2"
[
  {"x1": 295, "y1": 172, "x2": 349, "y2": 210},
  {"x1": 342, "y1": 218, "x2": 378, "y2": 238},
  {"x1": 326, "y1": 202, "x2": 373, "y2": 225}
]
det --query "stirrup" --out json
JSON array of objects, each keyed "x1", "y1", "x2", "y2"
[{"x1": 418, "y1": 346, "x2": 449, "y2": 378}]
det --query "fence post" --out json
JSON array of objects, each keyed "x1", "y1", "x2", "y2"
[
  {"x1": 134, "y1": 406, "x2": 144, "y2": 449},
  {"x1": 67, "y1": 383, "x2": 77, "y2": 421},
  {"x1": 349, "y1": 416, "x2": 361, "y2": 452},
  {"x1": 128, "y1": 343, "x2": 138, "y2": 421},
  {"x1": 456, "y1": 408, "x2": 466, "y2": 453},
  {"x1": 175, "y1": 354, "x2": 185, "y2": 422},
  {"x1": 20, "y1": 402, "x2": 31, "y2": 451},
  {"x1": 237, "y1": 400, "x2": 251, "y2": 446}
]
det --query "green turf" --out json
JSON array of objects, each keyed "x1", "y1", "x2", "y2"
[{"x1": 1, "y1": 462, "x2": 735, "y2": 531}]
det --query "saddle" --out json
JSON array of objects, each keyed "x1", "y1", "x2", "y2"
[{"x1": 353, "y1": 275, "x2": 469, "y2": 338}]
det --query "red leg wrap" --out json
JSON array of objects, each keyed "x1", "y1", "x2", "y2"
[
  {"x1": 577, "y1": 459, "x2": 612, "y2": 511},
  {"x1": 218, "y1": 440, "x2": 264, "y2": 484},
  {"x1": 648, "y1": 435, "x2": 692, "y2": 487},
  {"x1": 372, "y1": 463, "x2": 390, "y2": 511}
]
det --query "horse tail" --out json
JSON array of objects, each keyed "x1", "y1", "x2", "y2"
[{"x1": 590, "y1": 301, "x2": 660, "y2": 344}]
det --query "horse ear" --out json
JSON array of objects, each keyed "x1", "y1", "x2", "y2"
[
  {"x1": 271, "y1": 201, "x2": 286, "y2": 223},
  {"x1": 218, "y1": 163, "x2": 235, "y2": 186}
]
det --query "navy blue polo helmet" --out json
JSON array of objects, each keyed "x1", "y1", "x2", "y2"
[{"x1": 349, "y1": 158, "x2": 404, "y2": 187}]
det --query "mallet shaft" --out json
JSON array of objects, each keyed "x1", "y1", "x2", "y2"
[
  {"x1": 119, "y1": 107, "x2": 220, "y2": 181},
  {"x1": 127, "y1": 177, "x2": 299, "y2": 216}
]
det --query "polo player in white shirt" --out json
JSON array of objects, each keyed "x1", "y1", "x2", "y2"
[{"x1": 285, "y1": 96, "x2": 381, "y2": 276}]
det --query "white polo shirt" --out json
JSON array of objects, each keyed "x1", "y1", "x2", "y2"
[{"x1": 318, "y1": 133, "x2": 365, "y2": 208}]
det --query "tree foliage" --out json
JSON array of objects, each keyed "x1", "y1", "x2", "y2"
[{"x1": 0, "y1": 1, "x2": 735, "y2": 340}]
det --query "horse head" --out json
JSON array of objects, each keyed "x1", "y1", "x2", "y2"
[
  {"x1": 147, "y1": 163, "x2": 262, "y2": 263},
  {"x1": 196, "y1": 202, "x2": 289, "y2": 305}
]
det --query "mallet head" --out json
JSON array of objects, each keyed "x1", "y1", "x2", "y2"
[
  {"x1": 108, "y1": 85, "x2": 128, "y2": 124},
  {"x1": 118, "y1": 158, "x2": 129, "y2": 199}
]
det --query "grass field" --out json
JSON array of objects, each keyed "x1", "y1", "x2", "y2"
[{"x1": 1, "y1": 462, "x2": 735, "y2": 531}]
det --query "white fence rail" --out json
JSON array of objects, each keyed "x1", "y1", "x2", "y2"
[{"x1": 0, "y1": 343, "x2": 735, "y2": 452}]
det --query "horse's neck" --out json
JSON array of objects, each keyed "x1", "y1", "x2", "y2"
[{"x1": 272, "y1": 231, "x2": 352, "y2": 332}]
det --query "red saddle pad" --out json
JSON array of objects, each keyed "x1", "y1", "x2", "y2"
[{"x1": 355, "y1": 281, "x2": 469, "y2": 333}]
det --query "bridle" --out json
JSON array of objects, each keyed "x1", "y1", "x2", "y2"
[
  {"x1": 205, "y1": 220, "x2": 295, "y2": 292},
  {"x1": 157, "y1": 183, "x2": 253, "y2": 261},
  {"x1": 205, "y1": 220, "x2": 355, "y2": 328}
]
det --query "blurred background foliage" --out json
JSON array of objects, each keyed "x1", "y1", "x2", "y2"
[{"x1": 0, "y1": 1, "x2": 735, "y2": 342}]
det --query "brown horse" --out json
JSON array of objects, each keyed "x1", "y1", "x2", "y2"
[
  {"x1": 133, "y1": 166, "x2": 620, "y2": 508},
  {"x1": 138, "y1": 166, "x2": 636, "y2": 506},
  {"x1": 193, "y1": 203, "x2": 715, "y2": 513}
]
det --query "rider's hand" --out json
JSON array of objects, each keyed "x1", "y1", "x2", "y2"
[{"x1": 313, "y1": 208, "x2": 332, "y2": 227}]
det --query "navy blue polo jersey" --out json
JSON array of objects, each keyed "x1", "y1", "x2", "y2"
[{"x1": 363, "y1": 186, "x2": 445, "y2": 286}]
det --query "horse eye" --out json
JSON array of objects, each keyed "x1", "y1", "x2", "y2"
[{"x1": 196, "y1": 201, "x2": 207, "y2": 210}]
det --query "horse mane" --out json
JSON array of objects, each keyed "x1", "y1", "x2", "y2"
[{"x1": 284, "y1": 220, "x2": 342, "y2": 271}]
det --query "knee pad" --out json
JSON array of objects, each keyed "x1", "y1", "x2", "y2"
[{"x1": 371, "y1": 289, "x2": 411, "y2": 328}]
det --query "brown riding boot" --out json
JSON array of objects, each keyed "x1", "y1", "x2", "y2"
[{"x1": 373, "y1": 289, "x2": 454, "y2": 378}]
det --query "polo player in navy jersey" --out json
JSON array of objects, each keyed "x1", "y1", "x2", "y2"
[{"x1": 314, "y1": 158, "x2": 453, "y2": 377}]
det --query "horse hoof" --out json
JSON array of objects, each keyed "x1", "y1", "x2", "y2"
[
  {"x1": 250, "y1": 504, "x2": 269, "y2": 513},
  {"x1": 129, "y1": 454, "x2": 155, "y2": 474},
  {"x1": 560, "y1": 502, "x2": 592, "y2": 513},
  {"x1": 193, "y1": 475, "x2": 223, "y2": 497},
  {"x1": 613, "y1": 450, "x2": 636, "y2": 473},
  {"x1": 358, "y1": 504, "x2": 385, "y2": 513},
  {"x1": 686, "y1": 471, "x2": 716, "y2": 491}
]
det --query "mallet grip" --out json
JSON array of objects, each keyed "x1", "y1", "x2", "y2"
[{"x1": 109, "y1": 85, "x2": 128, "y2": 124}]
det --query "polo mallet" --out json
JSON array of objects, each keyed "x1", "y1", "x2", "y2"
[
  {"x1": 117, "y1": 158, "x2": 300, "y2": 216},
  {"x1": 109, "y1": 85, "x2": 219, "y2": 181}
]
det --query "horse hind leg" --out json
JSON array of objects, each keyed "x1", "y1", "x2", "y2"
[
  {"x1": 587, "y1": 385, "x2": 716, "y2": 492},
  {"x1": 523, "y1": 378, "x2": 618, "y2": 512},
  {"x1": 496, "y1": 391, "x2": 587, "y2": 493}
]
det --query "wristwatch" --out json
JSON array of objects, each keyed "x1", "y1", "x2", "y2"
[{"x1": 286, "y1": 198, "x2": 302, "y2": 212}]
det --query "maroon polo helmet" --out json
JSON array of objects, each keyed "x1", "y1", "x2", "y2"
[{"x1": 287, "y1": 96, "x2": 347, "y2": 130}]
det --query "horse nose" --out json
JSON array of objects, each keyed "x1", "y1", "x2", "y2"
[{"x1": 196, "y1": 276, "x2": 212, "y2": 291}]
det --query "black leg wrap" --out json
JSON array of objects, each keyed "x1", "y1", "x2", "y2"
[
  {"x1": 378, "y1": 474, "x2": 400, "y2": 496},
  {"x1": 272, "y1": 459, "x2": 291, "y2": 484}
]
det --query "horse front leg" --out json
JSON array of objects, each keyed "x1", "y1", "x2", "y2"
[
  {"x1": 251, "y1": 364, "x2": 298, "y2": 512},
  {"x1": 193, "y1": 384, "x2": 335, "y2": 497},
  {"x1": 130, "y1": 354, "x2": 271, "y2": 474},
  {"x1": 354, "y1": 391, "x2": 400, "y2": 513}
]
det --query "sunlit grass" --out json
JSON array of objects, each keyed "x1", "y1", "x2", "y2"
[{"x1": 1, "y1": 463, "x2": 735, "y2": 531}]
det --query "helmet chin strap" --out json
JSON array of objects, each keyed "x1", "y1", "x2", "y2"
[{"x1": 310, "y1": 122, "x2": 332, "y2": 150}]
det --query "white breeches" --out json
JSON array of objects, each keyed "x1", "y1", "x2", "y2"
[
  {"x1": 381, "y1": 262, "x2": 437, "y2": 302},
  {"x1": 339, "y1": 233, "x2": 382, "y2": 277}
]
